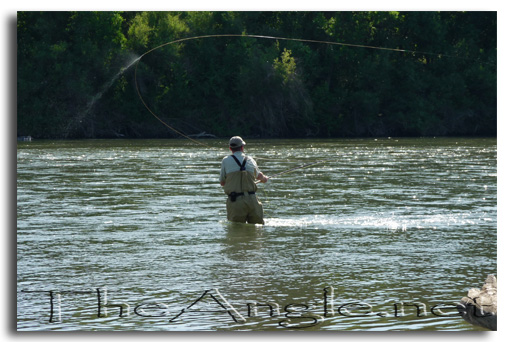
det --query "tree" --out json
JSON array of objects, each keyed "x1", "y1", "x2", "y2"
[{"x1": 17, "y1": 11, "x2": 497, "y2": 139}]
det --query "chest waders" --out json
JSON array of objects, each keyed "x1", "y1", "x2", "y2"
[
  {"x1": 223, "y1": 155, "x2": 264, "y2": 224},
  {"x1": 226, "y1": 155, "x2": 257, "y2": 202}
]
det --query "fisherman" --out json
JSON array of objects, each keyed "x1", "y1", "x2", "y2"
[{"x1": 219, "y1": 136, "x2": 268, "y2": 224}]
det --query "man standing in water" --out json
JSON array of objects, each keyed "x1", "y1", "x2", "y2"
[{"x1": 219, "y1": 136, "x2": 269, "y2": 224}]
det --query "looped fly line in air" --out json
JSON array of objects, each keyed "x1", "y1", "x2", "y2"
[
  {"x1": 132, "y1": 33, "x2": 481, "y2": 179},
  {"x1": 133, "y1": 33, "x2": 465, "y2": 148}
]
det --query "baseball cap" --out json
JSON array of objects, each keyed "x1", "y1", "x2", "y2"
[{"x1": 229, "y1": 136, "x2": 246, "y2": 148}]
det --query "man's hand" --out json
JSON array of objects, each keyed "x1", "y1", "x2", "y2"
[{"x1": 257, "y1": 173, "x2": 269, "y2": 183}]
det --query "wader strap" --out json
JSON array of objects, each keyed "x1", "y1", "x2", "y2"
[{"x1": 231, "y1": 155, "x2": 247, "y2": 171}]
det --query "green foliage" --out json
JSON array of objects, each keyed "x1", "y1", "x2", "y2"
[
  {"x1": 273, "y1": 48, "x2": 297, "y2": 82},
  {"x1": 17, "y1": 11, "x2": 496, "y2": 139}
]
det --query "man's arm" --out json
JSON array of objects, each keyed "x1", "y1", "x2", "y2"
[{"x1": 256, "y1": 172, "x2": 268, "y2": 183}]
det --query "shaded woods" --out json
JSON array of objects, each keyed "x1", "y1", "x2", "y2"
[{"x1": 17, "y1": 11, "x2": 496, "y2": 139}]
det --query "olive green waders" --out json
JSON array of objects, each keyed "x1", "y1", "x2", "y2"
[{"x1": 223, "y1": 169, "x2": 264, "y2": 224}]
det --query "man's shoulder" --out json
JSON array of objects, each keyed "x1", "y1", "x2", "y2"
[
  {"x1": 221, "y1": 154, "x2": 238, "y2": 166},
  {"x1": 221, "y1": 152, "x2": 256, "y2": 164},
  {"x1": 244, "y1": 154, "x2": 257, "y2": 162}
]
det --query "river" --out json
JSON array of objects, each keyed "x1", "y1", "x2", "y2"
[{"x1": 17, "y1": 137, "x2": 497, "y2": 331}]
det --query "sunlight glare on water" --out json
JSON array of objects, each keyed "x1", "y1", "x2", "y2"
[{"x1": 17, "y1": 138, "x2": 496, "y2": 331}]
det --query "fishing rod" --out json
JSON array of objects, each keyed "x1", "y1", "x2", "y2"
[
  {"x1": 132, "y1": 33, "x2": 407, "y2": 179},
  {"x1": 132, "y1": 33, "x2": 485, "y2": 180},
  {"x1": 256, "y1": 159, "x2": 327, "y2": 184}
]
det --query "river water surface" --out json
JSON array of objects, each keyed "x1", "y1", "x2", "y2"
[{"x1": 17, "y1": 138, "x2": 497, "y2": 331}]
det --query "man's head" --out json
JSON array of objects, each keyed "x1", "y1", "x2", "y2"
[{"x1": 229, "y1": 136, "x2": 245, "y2": 152}]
